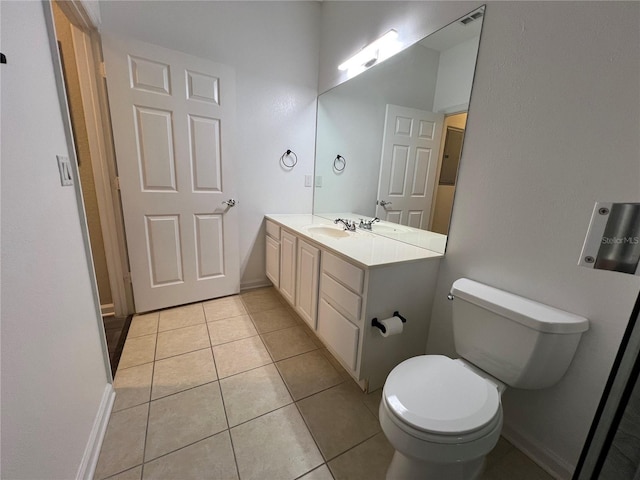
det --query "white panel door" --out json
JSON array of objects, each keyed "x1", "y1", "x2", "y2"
[
  {"x1": 376, "y1": 104, "x2": 444, "y2": 229},
  {"x1": 102, "y1": 35, "x2": 239, "y2": 312}
]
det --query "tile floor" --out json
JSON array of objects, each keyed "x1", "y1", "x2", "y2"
[{"x1": 95, "y1": 287, "x2": 554, "y2": 480}]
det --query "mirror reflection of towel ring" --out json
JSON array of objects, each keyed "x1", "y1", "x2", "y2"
[
  {"x1": 334, "y1": 155, "x2": 346, "y2": 172},
  {"x1": 280, "y1": 149, "x2": 298, "y2": 169}
]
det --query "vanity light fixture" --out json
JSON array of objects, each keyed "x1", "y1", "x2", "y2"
[{"x1": 338, "y1": 29, "x2": 400, "y2": 77}]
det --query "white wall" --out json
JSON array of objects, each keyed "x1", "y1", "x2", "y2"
[
  {"x1": 318, "y1": 1, "x2": 640, "y2": 477},
  {"x1": 432, "y1": 36, "x2": 480, "y2": 113},
  {"x1": 1, "y1": 2, "x2": 111, "y2": 478},
  {"x1": 98, "y1": 1, "x2": 321, "y2": 289}
]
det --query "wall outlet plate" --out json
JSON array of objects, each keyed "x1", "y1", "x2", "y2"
[
  {"x1": 579, "y1": 202, "x2": 640, "y2": 275},
  {"x1": 56, "y1": 155, "x2": 73, "y2": 186}
]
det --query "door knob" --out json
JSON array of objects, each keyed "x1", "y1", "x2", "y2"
[
  {"x1": 222, "y1": 199, "x2": 237, "y2": 207},
  {"x1": 377, "y1": 200, "x2": 392, "y2": 207}
]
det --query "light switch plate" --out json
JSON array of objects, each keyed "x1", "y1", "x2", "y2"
[
  {"x1": 304, "y1": 175, "x2": 312, "y2": 187},
  {"x1": 56, "y1": 155, "x2": 73, "y2": 186}
]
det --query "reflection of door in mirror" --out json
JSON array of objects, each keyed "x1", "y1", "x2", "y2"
[
  {"x1": 376, "y1": 104, "x2": 444, "y2": 229},
  {"x1": 430, "y1": 112, "x2": 467, "y2": 234}
]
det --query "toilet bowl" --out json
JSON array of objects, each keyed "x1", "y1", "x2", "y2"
[
  {"x1": 379, "y1": 356, "x2": 503, "y2": 480},
  {"x1": 379, "y1": 278, "x2": 589, "y2": 480}
]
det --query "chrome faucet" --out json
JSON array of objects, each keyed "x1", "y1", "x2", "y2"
[
  {"x1": 334, "y1": 218, "x2": 357, "y2": 231},
  {"x1": 359, "y1": 217, "x2": 380, "y2": 230}
]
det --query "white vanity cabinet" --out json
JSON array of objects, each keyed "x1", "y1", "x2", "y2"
[
  {"x1": 265, "y1": 221, "x2": 280, "y2": 287},
  {"x1": 295, "y1": 239, "x2": 320, "y2": 329},
  {"x1": 264, "y1": 215, "x2": 442, "y2": 392},
  {"x1": 279, "y1": 229, "x2": 297, "y2": 305}
]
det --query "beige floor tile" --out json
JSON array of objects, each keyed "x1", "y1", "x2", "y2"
[
  {"x1": 145, "y1": 382, "x2": 227, "y2": 461},
  {"x1": 155, "y1": 324, "x2": 210, "y2": 360},
  {"x1": 239, "y1": 286, "x2": 278, "y2": 298},
  {"x1": 220, "y1": 364, "x2": 292, "y2": 427},
  {"x1": 276, "y1": 350, "x2": 343, "y2": 400},
  {"x1": 158, "y1": 303, "x2": 205, "y2": 332},
  {"x1": 203, "y1": 295, "x2": 247, "y2": 322},
  {"x1": 113, "y1": 363, "x2": 153, "y2": 412},
  {"x1": 482, "y1": 448, "x2": 553, "y2": 480},
  {"x1": 483, "y1": 436, "x2": 515, "y2": 473},
  {"x1": 261, "y1": 325, "x2": 318, "y2": 361},
  {"x1": 142, "y1": 431, "x2": 238, "y2": 480},
  {"x1": 105, "y1": 466, "x2": 142, "y2": 480},
  {"x1": 212, "y1": 336, "x2": 272, "y2": 378},
  {"x1": 250, "y1": 307, "x2": 298, "y2": 333},
  {"x1": 94, "y1": 403, "x2": 148, "y2": 479},
  {"x1": 297, "y1": 382, "x2": 380, "y2": 460},
  {"x1": 127, "y1": 313, "x2": 159, "y2": 338},
  {"x1": 320, "y1": 349, "x2": 352, "y2": 382},
  {"x1": 300, "y1": 323, "x2": 326, "y2": 349},
  {"x1": 328, "y1": 432, "x2": 393, "y2": 480},
  {"x1": 241, "y1": 290, "x2": 284, "y2": 313},
  {"x1": 231, "y1": 404, "x2": 323, "y2": 480},
  {"x1": 119, "y1": 334, "x2": 156, "y2": 369},
  {"x1": 207, "y1": 314, "x2": 257, "y2": 345},
  {"x1": 151, "y1": 348, "x2": 217, "y2": 400},
  {"x1": 299, "y1": 464, "x2": 334, "y2": 480},
  {"x1": 362, "y1": 388, "x2": 382, "y2": 419}
]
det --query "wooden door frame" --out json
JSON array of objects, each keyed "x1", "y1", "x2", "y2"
[{"x1": 56, "y1": 0, "x2": 134, "y2": 316}]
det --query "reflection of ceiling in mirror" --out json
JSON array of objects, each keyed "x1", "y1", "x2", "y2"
[{"x1": 419, "y1": 9, "x2": 483, "y2": 52}]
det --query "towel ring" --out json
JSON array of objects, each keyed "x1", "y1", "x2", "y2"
[
  {"x1": 280, "y1": 150, "x2": 298, "y2": 169},
  {"x1": 334, "y1": 155, "x2": 346, "y2": 172}
]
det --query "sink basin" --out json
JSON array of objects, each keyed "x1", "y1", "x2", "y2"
[{"x1": 303, "y1": 225, "x2": 352, "y2": 238}]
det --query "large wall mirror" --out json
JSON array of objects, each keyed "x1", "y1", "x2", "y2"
[{"x1": 313, "y1": 7, "x2": 485, "y2": 253}]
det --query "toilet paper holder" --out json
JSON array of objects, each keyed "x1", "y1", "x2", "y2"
[{"x1": 371, "y1": 311, "x2": 407, "y2": 334}]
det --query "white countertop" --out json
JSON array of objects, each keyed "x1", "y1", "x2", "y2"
[{"x1": 265, "y1": 214, "x2": 443, "y2": 268}]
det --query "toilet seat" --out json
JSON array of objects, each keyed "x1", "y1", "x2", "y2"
[{"x1": 383, "y1": 355, "x2": 501, "y2": 439}]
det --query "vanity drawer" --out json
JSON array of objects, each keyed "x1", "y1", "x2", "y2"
[
  {"x1": 317, "y1": 298, "x2": 359, "y2": 371},
  {"x1": 322, "y1": 251, "x2": 364, "y2": 294},
  {"x1": 265, "y1": 220, "x2": 280, "y2": 240},
  {"x1": 321, "y1": 273, "x2": 361, "y2": 323}
]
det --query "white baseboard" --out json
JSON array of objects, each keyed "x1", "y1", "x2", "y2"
[
  {"x1": 101, "y1": 303, "x2": 115, "y2": 317},
  {"x1": 76, "y1": 383, "x2": 116, "y2": 480},
  {"x1": 501, "y1": 423, "x2": 574, "y2": 480},
  {"x1": 240, "y1": 279, "x2": 272, "y2": 292}
]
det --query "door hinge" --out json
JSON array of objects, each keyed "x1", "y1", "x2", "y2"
[
  {"x1": 99, "y1": 61, "x2": 106, "y2": 78},
  {"x1": 113, "y1": 176, "x2": 120, "y2": 191},
  {"x1": 124, "y1": 272, "x2": 132, "y2": 284}
]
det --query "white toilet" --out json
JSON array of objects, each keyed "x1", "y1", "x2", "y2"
[{"x1": 379, "y1": 278, "x2": 589, "y2": 480}]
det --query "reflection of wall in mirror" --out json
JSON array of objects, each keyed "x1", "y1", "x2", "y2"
[
  {"x1": 314, "y1": 30, "x2": 481, "y2": 234},
  {"x1": 315, "y1": 45, "x2": 440, "y2": 216},
  {"x1": 431, "y1": 112, "x2": 467, "y2": 235}
]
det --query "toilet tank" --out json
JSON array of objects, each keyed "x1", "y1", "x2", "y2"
[{"x1": 451, "y1": 278, "x2": 589, "y2": 389}]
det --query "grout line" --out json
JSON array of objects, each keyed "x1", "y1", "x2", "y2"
[
  {"x1": 293, "y1": 463, "x2": 333, "y2": 480},
  {"x1": 203, "y1": 304, "x2": 241, "y2": 479},
  {"x1": 153, "y1": 345, "x2": 212, "y2": 364},
  {"x1": 140, "y1": 315, "x2": 160, "y2": 471},
  {"x1": 225, "y1": 396, "x2": 296, "y2": 430},
  {"x1": 140, "y1": 428, "x2": 231, "y2": 469}
]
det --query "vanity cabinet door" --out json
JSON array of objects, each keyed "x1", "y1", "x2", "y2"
[
  {"x1": 279, "y1": 230, "x2": 297, "y2": 305},
  {"x1": 296, "y1": 239, "x2": 320, "y2": 330},
  {"x1": 317, "y1": 297, "x2": 359, "y2": 371},
  {"x1": 265, "y1": 235, "x2": 280, "y2": 288}
]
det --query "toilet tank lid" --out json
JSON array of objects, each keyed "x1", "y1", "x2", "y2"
[{"x1": 451, "y1": 278, "x2": 589, "y2": 334}]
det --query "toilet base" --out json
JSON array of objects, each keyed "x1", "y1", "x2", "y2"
[{"x1": 386, "y1": 450, "x2": 485, "y2": 480}]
